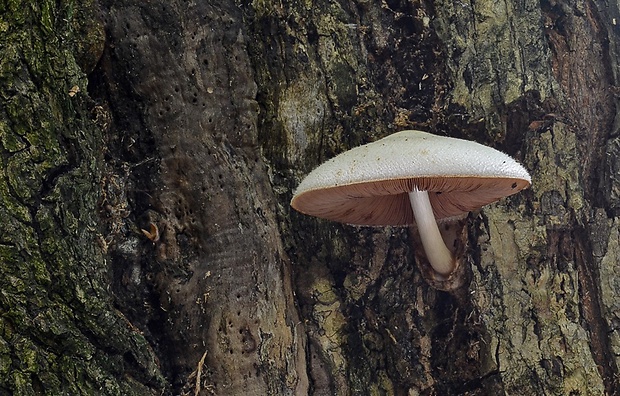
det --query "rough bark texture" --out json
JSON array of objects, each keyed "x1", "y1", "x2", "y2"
[
  {"x1": 93, "y1": 1, "x2": 307, "y2": 394},
  {"x1": 0, "y1": 1, "x2": 164, "y2": 394},
  {"x1": 2, "y1": 0, "x2": 620, "y2": 395}
]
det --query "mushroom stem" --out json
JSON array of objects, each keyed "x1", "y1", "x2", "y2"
[{"x1": 408, "y1": 189, "x2": 456, "y2": 277}]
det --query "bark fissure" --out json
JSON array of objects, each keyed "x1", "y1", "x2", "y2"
[{"x1": 574, "y1": 226, "x2": 619, "y2": 393}]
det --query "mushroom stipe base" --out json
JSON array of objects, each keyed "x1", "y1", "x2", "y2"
[{"x1": 410, "y1": 216, "x2": 470, "y2": 291}]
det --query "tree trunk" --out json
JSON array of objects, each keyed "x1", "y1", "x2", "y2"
[{"x1": 2, "y1": 0, "x2": 620, "y2": 395}]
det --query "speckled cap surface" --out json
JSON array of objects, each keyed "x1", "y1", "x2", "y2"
[{"x1": 291, "y1": 130, "x2": 531, "y2": 225}]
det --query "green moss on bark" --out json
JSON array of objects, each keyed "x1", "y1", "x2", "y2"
[{"x1": 0, "y1": 0, "x2": 165, "y2": 394}]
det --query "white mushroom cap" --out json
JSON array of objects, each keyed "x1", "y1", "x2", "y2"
[{"x1": 291, "y1": 130, "x2": 531, "y2": 225}]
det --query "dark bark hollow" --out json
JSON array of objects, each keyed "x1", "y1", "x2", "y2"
[{"x1": 411, "y1": 216, "x2": 471, "y2": 291}]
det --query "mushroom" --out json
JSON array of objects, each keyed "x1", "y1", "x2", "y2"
[{"x1": 290, "y1": 130, "x2": 531, "y2": 279}]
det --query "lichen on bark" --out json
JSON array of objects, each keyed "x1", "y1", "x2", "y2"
[{"x1": 252, "y1": 0, "x2": 620, "y2": 394}]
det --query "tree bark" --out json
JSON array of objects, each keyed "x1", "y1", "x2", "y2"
[
  {"x1": 2, "y1": 0, "x2": 620, "y2": 395},
  {"x1": 0, "y1": 0, "x2": 164, "y2": 394}
]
